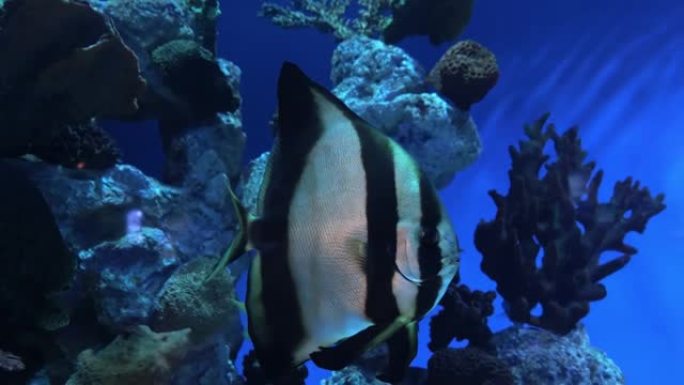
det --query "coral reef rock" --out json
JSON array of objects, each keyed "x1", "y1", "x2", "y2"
[
  {"x1": 153, "y1": 257, "x2": 242, "y2": 347},
  {"x1": 493, "y1": 325, "x2": 625, "y2": 385},
  {"x1": 427, "y1": 347, "x2": 514, "y2": 385},
  {"x1": 161, "y1": 104, "x2": 245, "y2": 187},
  {"x1": 14, "y1": 157, "x2": 243, "y2": 381},
  {"x1": 89, "y1": 0, "x2": 217, "y2": 53},
  {"x1": 78, "y1": 227, "x2": 180, "y2": 329},
  {"x1": 91, "y1": 0, "x2": 237, "y2": 125},
  {"x1": 20, "y1": 160, "x2": 238, "y2": 261},
  {"x1": 428, "y1": 40, "x2": 499, "y2": 110},
  {"x1": 321, "y1": 347, "x2": 426, "y2": 385},
  {"x1": 65, "y1": 325, "x2": 191, "y2": 385},
  {"x1": 152, "y1": 39, "x2": 240, "y2": 122},
  {"x1": 332, "y1": 37, "x2": 482, "y2": 188},
  {"x1": 170, "y1": 339, "x2": 241, "y2": 385},
  {"x1": 0, "y1": 0, "x2": 145, "y2": 158}
]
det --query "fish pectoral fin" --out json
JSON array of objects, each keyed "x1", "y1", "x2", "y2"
[
  {"x1": 205, "y1": 181, "x2": 250, "y2": 282},
  {"x1": 310, "y1": 318, "x2": 410, "y2": 372},
  {"x1": 376, "y1": 322, "x2": 418, "y2": 384}
]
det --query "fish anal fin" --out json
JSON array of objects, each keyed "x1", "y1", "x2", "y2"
[
  {"x1": 377, "y1": 322, "x2": 418, "y2": 384},
  {"x1": 310, "y1": 318, "x2": 410, "y2": 372},
  {"x1": 310, "y1": 324, "x2": 383, "y2": 371}
]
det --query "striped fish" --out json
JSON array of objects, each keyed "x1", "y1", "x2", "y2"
[{"x1": 210, "y1": 63, "x2": 460, "y2": 383}]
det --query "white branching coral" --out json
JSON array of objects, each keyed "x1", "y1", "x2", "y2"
[{"x1": 259, "y1": 0, "x2": 405, "y2": 40}]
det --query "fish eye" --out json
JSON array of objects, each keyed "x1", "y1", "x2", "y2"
[{"x1": 420, "y1": 227, "x2": 440, "y2": 246}]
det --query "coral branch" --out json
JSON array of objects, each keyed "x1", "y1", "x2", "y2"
[
  {"x1": 259, "y1": 0, "x2": 403, "y2": 40},
  {"x1": 474, "y1": 114, "x2": 666, "y2": 334},
  {"x1": 429, "y1": 281, "x2": 496, "y2": 351}
]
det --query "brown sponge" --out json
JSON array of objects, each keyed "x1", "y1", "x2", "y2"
[{"x1": 428, "y1": 40, "x2": 499, "y2": 110}]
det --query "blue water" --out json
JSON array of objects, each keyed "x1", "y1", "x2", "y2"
[{"x1": 115, "y1": 1, "x2": 684, "y2": 384}]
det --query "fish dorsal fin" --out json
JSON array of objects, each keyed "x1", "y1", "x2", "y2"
[
  {"x1": 276, "y1": 62, "x2": 319, "y2": 141},
  {"x1": 276, "y1": 62, "x2": 371, "y2": 142}
]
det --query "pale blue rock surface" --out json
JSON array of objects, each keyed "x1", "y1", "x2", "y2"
[
  {"x1": 78, "y1": 227, "x2": 180, "y2": 328},
  {"x1": 331, "y1": 37, "x2": 482, "y2": 188},
  {"x1": 493, "y1": 325, "x2": 625, "y2": 385}
]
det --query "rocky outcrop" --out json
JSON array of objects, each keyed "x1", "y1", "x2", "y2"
[{"x1": 331, "y1": 37, "x2": 481, "y2": 188}]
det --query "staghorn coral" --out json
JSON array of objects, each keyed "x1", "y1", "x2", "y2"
[
  {"x1": 429, "y1": 281, "x2": 496, "y2": 351},
  {"x1": 259, "y1": 0, "x2": 404, "y2": 41},
  {"x1": 426, "y1": 347, "x2": 514, "y2": 385},
  {"x1": 474, "y1": 114, "x2": 666, "y2": 335},
  {"x1": 383, "y1": 0, "x2": 474, "y2": 45},
  {"x1": 427, "y1": 40, "x2": 499, "y2": 110},
  {"x1": 65, "y1": 325, "x2": 191, "y2": 385}
]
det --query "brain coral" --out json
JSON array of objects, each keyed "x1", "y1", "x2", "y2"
[{"x1": 427, "y1": 40, "x2": 499, "y2": 110}]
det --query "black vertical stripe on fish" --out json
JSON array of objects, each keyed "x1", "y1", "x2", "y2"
[
  {"x1": 415, "y1": 173, "x2": 444, "y2": 318},
  {"x1": 252, "y1": 62, "x2": 324, "y2": 377},
  {"x1": 353, "y1": 122, "x2": 401, "y2": 324}
]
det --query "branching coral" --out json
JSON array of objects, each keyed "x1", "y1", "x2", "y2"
[
  {"x1": 474, "y1": 114, "x2": 666, "y2": 335},
  {"x1": 429, "y1": 281, "x2": 496, "y2": 351},
  {"x1": 259, "y1": 0, "x2": 404, "y2": 41}
]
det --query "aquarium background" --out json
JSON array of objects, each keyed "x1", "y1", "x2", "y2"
[{"x1": 104, "y1": 1, "x2": 684, "y2": 384}]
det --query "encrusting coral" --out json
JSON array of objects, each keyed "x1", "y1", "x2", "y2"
[
  {"x1": 260, "y1": 0, "x2": 404, "y2": 41},
  {"x1": 427, "y1": 40, "x2": 499, "y2": 110},
  {"x1": 65, "y1": 325, "x2": 191, "y2": 385},
  {"x1": 474, "y1": 114, "x2": 666, "y2": 335}
]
